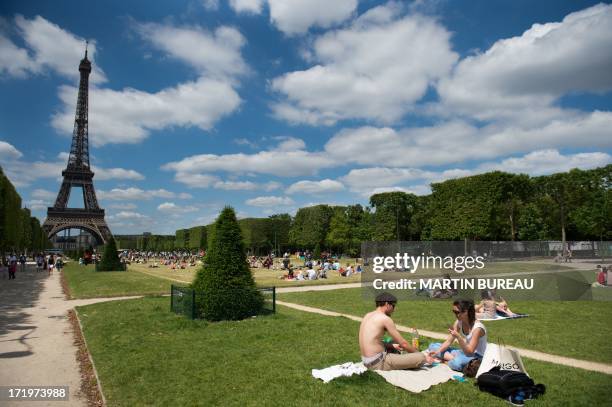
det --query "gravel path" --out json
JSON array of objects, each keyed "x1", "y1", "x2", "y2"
[{"x1": 0, "y1": 266, "x2": 140, "y2": 406}]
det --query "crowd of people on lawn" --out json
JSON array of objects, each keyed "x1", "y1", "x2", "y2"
[
  {"x1": 0, "y1": 252, "x2": 64, "y2": 279},
  {"x1": 274, "y1": 251, "x2": 362, "y2": 281},
  {"x1": 119, "y1": 250, "x2": 204, "y2": 269}
]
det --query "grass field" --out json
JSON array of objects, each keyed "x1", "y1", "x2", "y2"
[
  {"x1": 127, "y1": 260, "x2": 574, "y2": 289},
  {"x1": 63, "y1": 262, "x2": 171, "y2": 299},
  {"x1": 278, "y1": 288, "x2": 612, "y2": 364},
  {"x1": 77, "y1": 297, "x2": 612, "y2": 406}
]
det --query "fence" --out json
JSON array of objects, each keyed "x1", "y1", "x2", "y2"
[
  {"x1": 362, "y1": 240, "x2": 611, "y2": 262},
  {"x1": 171, "y1": 285, "x2": 276, "y2": 320}
]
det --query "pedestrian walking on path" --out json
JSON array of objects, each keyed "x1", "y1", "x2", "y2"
[{"x1": 9, "y1": 253, "x2": 18, "y2": 280}]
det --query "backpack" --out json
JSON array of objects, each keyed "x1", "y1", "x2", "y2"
[{"x1": 477, "y1": 367, "x2": 546, "y2": 405}]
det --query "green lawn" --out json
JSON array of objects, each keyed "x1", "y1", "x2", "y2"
[
  {"x1": 63, "y1": 262, "x2": 171, "y2": 299},
  {"x1": 77, "y1": 297, "x2": 611, "y2": 406},
  {"x1": 278, "y1": 288, "x2": 612, "y2": 364}
]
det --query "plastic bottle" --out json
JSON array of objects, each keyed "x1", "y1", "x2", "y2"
[{"x1": 412, "y1": 329, "x2": 420, "y2": 350}]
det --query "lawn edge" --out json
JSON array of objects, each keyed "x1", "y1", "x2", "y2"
[
  {"x1": 61, "y1": 268, "x2": 73, "y2": 300},
  {"x1": 69, "y1": 308, "x2": 106, "y2": 407}
]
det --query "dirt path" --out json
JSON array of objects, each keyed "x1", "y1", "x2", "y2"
[
  {"x1": 276, "y1": 300, "x2": 612, "y2": 375},
  {"x1": 0, "y1": 266, "x2": 141, "y2": 406}
]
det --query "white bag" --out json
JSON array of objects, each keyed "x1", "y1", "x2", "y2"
[{"x1": 475, "y1": 343, "x2": 528, "y2": 378}]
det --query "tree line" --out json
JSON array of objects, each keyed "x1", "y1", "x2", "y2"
[
  {"x1": 116, "y1": 165, "x2": 610, "y2": 255},
  {"x1": 0, "y1": 166, "x2": 51, "y2": 254}
]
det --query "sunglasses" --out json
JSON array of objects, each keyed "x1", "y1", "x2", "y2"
[{"x1": 452, "y1": 309, "x2": 463, "y2": 315}]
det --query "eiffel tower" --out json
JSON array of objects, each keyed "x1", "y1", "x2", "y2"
[{"x1": 43, "y1": 44, "x2": 111, "y2": 245}]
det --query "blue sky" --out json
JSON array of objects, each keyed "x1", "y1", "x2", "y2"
[{"x1": 1, "y1": 0, "x2": 611, "y2": 235}]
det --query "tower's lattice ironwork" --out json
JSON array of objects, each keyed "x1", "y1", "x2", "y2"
[{"x1": 43, "y1": 45, "x2": 111, "y2": 245}]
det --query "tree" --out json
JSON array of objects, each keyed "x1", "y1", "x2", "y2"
[
  {"x1": 97, "y1": 236, "x2": 123, "y2": 271},
  {"x1": 192, "y1": 207, "x2": 263, "y2": 321},
  {"x1": 175, "y1": 229, "x2": 189, "y2": 249},
  {"x1": 428, "y1": 171, "x2": 532, "y2": 240},
  {"x1": 268, "y1": 213, "x2": 291, "y2": 255},
  {"x1": 326, "y1": 204, "x2": 371, "y2": 256},
  {"x1": 518, "y1": 203, "x2": 550, "y2": 240},
  {"x1": 568, "y1": 165, "x2": 612, "y2": 240},
  {"x1": 289, "y1": 205, "x2": 335, "y2": 249},
  {"x1": 370, "y1": 192, "x2": 418, "y2": 241},
  {"x1": 188, "y1": 226, "x2": 207, "y2": 251}
]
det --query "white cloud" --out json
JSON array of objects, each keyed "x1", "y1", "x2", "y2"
[
  {"x1": 171, "y1": 173, "x2": 282, "y2": 191},
  {"x1": 52, "y1": 78, "x2": 241, "y2": 146},
  {"x1": 437, "y1": 3, "x2": 612, "y2": 122},
  {"x1": 157, "y1": 202, "x2": 199, "y2": 214},
  {"x1": 45, "y1": 20, "x2": 247, "y2": 146},
  {"x1": 272, "y1": 3, "x2": 457, "y2": 124},
  {"x1": 273, "y1": 136, "x2": 306, "y2": 151},
  {"x1": 245, "y1": 196, "x2": 294, "y2": 207},
  {"x1": 25, "y1": 199, "x2": 49, "y2": 211},
  {"x1": 2, "y1": 149, "x2": 147, "y2": 187},
  {"x1": 324, "y1": 111, "x2": 612, "y2": 167},
  {"x1": 113, "y1": 211, "x2": 149, "y2": 220},
  {"x1": 163, "y1": 137, "x2": 333, "y2": 177},
  {"x1": 203, "y1": 0, "x2": 219, "y2": 11},
  {"x1": 264, "y1": 181, "x2": 282, "y2": 191},
  {"x1": 8, "y1": 15, "x2": 106, "y2": 82},
  {"x1": 135, "y1": 22, "x2": 247, "y2": 80},
  {"x1": 229, "y1": 0, "x2": 264, "y2": 14},
  {"x1": 98, "y1": 188, "x2": 192, "y2": 201},
  {"x1": 340, "y1": 150, "x2": 612, "y2": 197},
  {"x1": 213, "y1": 180, "x2": 257, "y2": 190},
  {"x1": 31, "y1": 188, "x2": 57, "y2": 200},
  {"x1": 2, "y1": 159, "x2": 64, "y2": 187},
  {"x1": 234, "y1": 138, "x2": 258, "y2": 148},
  {"x1": 476, "y1": 150, "x2": 612, "y2": 176},
  {"x1": 268, "y1": 0, "x2": 357, "y2": 35},
  {"x1": 0, "y1": 35, "x2": 36, "y2": 77},
  {"x1": 286, "y1": 179, "x2": 345, "y2": 194},
  {"x1": 0, "y1": 140, "x2": 23, "y2": 160},
  {"x1": 92, "y1": 167, "x2": 145, "y2": 181},
  {"x1": 109, "y1": 203, "x2": 137, "y2": 210}
]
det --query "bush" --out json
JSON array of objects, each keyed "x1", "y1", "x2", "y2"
[
  {"x1": 192, "y1": 207, "x2": 263, "y2": 321},
  {"x1": 97, "y1": 236, "x2": 123, "y2": 271}
]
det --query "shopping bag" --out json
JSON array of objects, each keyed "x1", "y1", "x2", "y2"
[{"x1": 476, "y1": 342, "x2": 528, "y2": 378}]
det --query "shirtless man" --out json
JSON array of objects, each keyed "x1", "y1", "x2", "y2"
[{"x1": 359, "y1": 292, "x2": 433, "y2": 370}]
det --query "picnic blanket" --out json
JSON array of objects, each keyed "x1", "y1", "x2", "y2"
[
  {"x1": 479, "y1": 312, "x2": 529, "y2": 321},
  {"x1": 312, "y1": 362, "x2": 367, "y2": 383},
  {"x1": 375, "y1": 364, "x2": 461, "y2": 393},
  {"x1": 312, "y1": 361, "x2": 460, "y2": 393}
]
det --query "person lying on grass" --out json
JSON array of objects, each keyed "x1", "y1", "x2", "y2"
[
  {"x1": 359, "y1": 292, "x2": 435, "y2": 370},
  {"x1": 427, "y1": 299, "x2": 487, "y2": 372},
  {"x1": 476, "y1": 289, "x2": 517, "y2": 318}
]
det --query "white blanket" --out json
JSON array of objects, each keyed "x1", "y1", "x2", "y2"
[
  {"x1": 311, "y1": 362, "x2": 367, "y2": 383},
  {"x1": 375, "y1": 364, "x2": 461, "y2": 393},
  {"x1": 479, "y1": 313, "x2": 529, "y2": 321},
  {"x1": 312, "y1": 362, "x2": 460, "y2": 393}
]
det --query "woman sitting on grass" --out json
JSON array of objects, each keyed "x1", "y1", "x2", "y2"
[{"x1": 427, "y1": 299, "x2": 487, "y2": 372}]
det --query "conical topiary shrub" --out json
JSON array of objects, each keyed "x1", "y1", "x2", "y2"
[
  {"x1": 97, "y1": 236, "x2": 123, "y2": 271},
  {"x1": 192, "y1": 206, "x2": 263, "y2": 321}
]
